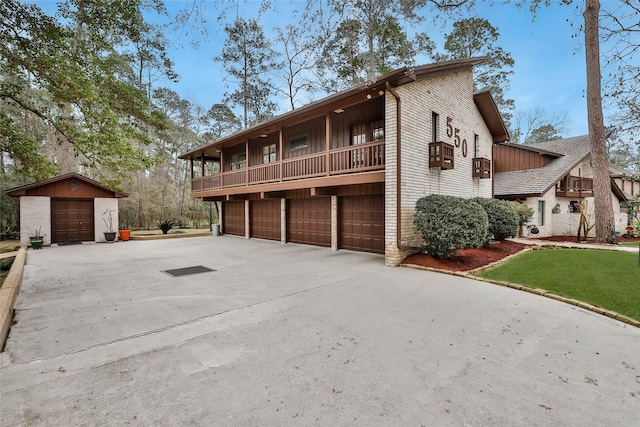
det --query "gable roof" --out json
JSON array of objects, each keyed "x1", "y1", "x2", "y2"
[
  {"x1": 180, "y1": 57, "x2": 509, "y2": 160},
  {"x1": 494, "y1": 135, "x2": 591, "y2": 198},
  {"x1": 5, "y1": 173, "x2": 128, "y2": 198}
]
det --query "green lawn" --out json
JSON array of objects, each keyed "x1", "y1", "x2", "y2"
[
  {"x1": 477, "y1": 248, "x2": 640, "y2": 321},
  {"x1": 620, "y1": 241, "x2": 640, "y2": 248}
]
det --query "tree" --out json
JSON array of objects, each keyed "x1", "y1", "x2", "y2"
[
  {"x1": 216, "y1": 17, "x2": 280, "y2": 128},
  {"x1": 0, "y1": 0, "x2": 170, "y2": 190},
  {"x1": 311, "y1": 0, "x2": 433, "y2": 88},
  {"x1": 200, "y1": 104, "x2": 241, "y2": 140},
  {"x1": 433, "y1": 17, "x2": 515, "y2": 125},
  {"x1": 584, "y1": 0, "x2": 616, "y2": 243},
  {"x1": 511, "y1": 107, "x2": 567, "y2": 144}
]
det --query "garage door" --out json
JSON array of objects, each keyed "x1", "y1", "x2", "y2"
[
  {"x1": 340, "y1": 195, "x2": 384, "y2": 254},
  {"x1": 287, "y1": 198, "x2": 331, "y2": 247},
  {"x1": 223, "y1": 201, "x2": 245, "y2": 236},
  {"x1": 51, "y1": 199, "x2": 94, "y2": 243},
  {"x1": 250, "y1": 199, "x2": 281, "y2": 241}
]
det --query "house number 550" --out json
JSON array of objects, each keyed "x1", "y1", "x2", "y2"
[{"x1": 446, "y1": 116, "x2": 468, "y2": 157}]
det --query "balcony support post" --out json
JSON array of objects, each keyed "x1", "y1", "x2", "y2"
[{"x1": 326, "y1": 113, "x2": 331, "y2": 176}]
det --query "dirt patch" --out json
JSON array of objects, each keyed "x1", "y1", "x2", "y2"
[{"x1": 402, "y1": 240, "x2": 530, "y2": 272}]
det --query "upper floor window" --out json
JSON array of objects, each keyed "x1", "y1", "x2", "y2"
[
  {"x1": 262, "y1": 144, "x2": 277, "y2": 163},
  {"x1": 432, "y1": 112, "x2": 439, "y2": 142},
  {"x1": 231, "y1": 152, "x2": 246, "y2": 170},
  {"x1": 474, "y1": 134, "x2": 479, "y2": 157},
  {"x1": 372, "y1": 120, "x2": 384, "y2": 141},
  {"x1": 352, "y1": 124, "x2": 367, "y2": 145},
  {"x1": 289, "y1": 135, "x2": 308, "y2": 150}
]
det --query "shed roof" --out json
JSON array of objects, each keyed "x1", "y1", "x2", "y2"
[{"x1": 5, "y1": 173, "x2": 128, "y2": 198}]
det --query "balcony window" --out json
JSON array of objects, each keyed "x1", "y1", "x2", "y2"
[
  {"x1": 262, "y1": 143, "x2": 277, "y2": 163},
  {"x1": 372, "y1": 120, "x2": 384, "y2": 141},
  {"x1": 352, "y1": 124, "x2": 367, "y2": 145},
  {"x1": 429, "y1": 141, "x2": 454, "y2": 169},
  {"x1": 472, "y1": 157, "x2": 491, "y2": 178},
  {"x1": 289, "y1": 135, "x2": 308, "y2": 150},
  {"x1": 231, "y1": 152, "x2": 246, "y2": 170}
]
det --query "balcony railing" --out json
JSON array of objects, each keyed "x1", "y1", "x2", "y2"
[
  {"x1": 429, "y1": 141, "x2": 454, "y2": 170},
  {"x1": 556, "y1": 175, "x2": 594, "y2": 197},
  {"x1": 472, "y1": 157, "x2": 491, "y2": 179},
  {"x1": 191, "y1": 140, "x2": 385, "y2": 192}
]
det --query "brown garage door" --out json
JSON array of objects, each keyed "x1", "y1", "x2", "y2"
[
  {"x1": 340, "y1": 195, "x2": 384, "y2": 254},
  {"x1": 287, "y1": 198, "x2": 331, "y2": 247},
  {"x1": 250, "y1": 199, "x2": 281, "y2": 241},
  {"x1": 51, "y1": 199, "x2": 94, "y2": 243},
  {"x1": 223, "y1": 201, "x2": 245, "y2": 236}
]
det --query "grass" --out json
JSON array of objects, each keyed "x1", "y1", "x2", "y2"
[
  {"x1": 620, "y1": 241, "x2": 640, "y2": 248},
  {"x1": 477, "y1": 248, "x2": 640, "y2": 321}
]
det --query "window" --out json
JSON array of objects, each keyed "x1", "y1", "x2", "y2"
[
  {"x1": 352, "y1": 124, "x2": 367, "y2": 145},
  {"x1": 371, "y1": 120, "x2": 384, "y2": 141},
  {"x1": 432, "y1": 112, "x2": 439, "y2": 142},
  {"x1": 537, "y1": 200, "x2": 545, "y2": 226},
  {"x1": 474, "y1": 134, "x2": 479, "y2": 157},
  {"x1": 262, "y1": 144, "x2": 276, "y2": 163},
  {"x1": 289, "y1": 136, "x2": 308, "y2": 150},
  {"x1": 231, "y1": 152, "x2": 246, "y2": 170}
]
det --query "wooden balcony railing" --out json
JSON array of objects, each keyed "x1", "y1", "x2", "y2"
[
  {"x1": 192, "y1": 140, "x2": 385, "y2": 192},
  {"x1": 472, "y1": 157, "x2": 491, "y2": 179},
  {"x1": 429, "y1": 141, "x2": 454, "y2": 170},
  {"x1": 556, "y1": 175, "x2": 594, "y2": 197}
]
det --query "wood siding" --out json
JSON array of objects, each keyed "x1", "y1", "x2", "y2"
[
  {"x1": 22, "y1": 179, "x2": 115, "y2": 198},
  {"x1": 250, "y1": 199, "x2": 281, "y2": 241},
  {"x1": 51, "y1": 199, "x2": 94, "y2": 243},
  {"x1": 494, "y1": 144, "x2": 556, "y2": 173},
  {"x1": 282, "y1": 117, "x2": 326, "y2": 158},
  {"x1": 287, "y1": 198, "x2": 331, "y2": 247},
  {"x1": 331, "y1": 97, "x2": 384, "y2": 149},
  {"x1": 339, "y1": 195, "x2": 385, "y2": 254}
]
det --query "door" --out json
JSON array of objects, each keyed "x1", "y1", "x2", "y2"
[
  {"x1": 51, "y1": 199, "x2": 94, "y2": 243},
  {"x1": 223, "y1": 201, "x2": 245, "y2": 236},
  {"x1": 340, "y1": 195, "x2": 384, "y2": 254},
  {"x1": 287, "y1": 198, "x2": 331, "y2": 247},
  {"x1": 250, "y1": 199, "x2": 281, "y2": 241}
]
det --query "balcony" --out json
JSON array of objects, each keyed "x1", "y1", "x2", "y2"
[
  {"x1": 556, "y1": 175, "x2": 594, "y2": 197},
  {"x1": 472, "y1": 157, "x2": 491, "y2": 179},
  {"x1": 429, "y1": 141, "x2": 454, "y2": 170},
  {"x1": 191, "y1": 140, "x2": 385, "y2": 193}
]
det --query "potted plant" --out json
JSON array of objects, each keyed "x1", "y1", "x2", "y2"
[
  {"x1": 29, "y1": 226, "x2": 44, "y2": 249},
  {"x1": 118, "y1": 219, "x2": 131, "y2": 241},
  {"x1": 103, "y1": 208, "x2": 117, "y2": 242}
]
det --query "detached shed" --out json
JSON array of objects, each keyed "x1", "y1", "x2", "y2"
[{"x1": 6, "y1": 173, "x2": 127, "y2": 247}]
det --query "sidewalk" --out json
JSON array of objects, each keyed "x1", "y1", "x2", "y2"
[{"x1": 511, "y1": 237, "x2": 640, "y2": 253}]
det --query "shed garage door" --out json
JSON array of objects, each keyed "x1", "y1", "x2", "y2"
[
  {"x1": 223, "y1": 201, "x2": 245, "y2": 236},
  {"x1": 51, "y1": 199, "x2": 94, "y2": 243},
  {"x1": 250, "y1": 199, "x2": 281, "y2": 241},
  {"x1": 340, "y1": 195, "x2": 384, "y2": 254},
  {"x1": 287, "y1": 198, "x2": 331, "y2": 247}
]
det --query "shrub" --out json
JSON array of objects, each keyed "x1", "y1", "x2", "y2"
[
  {"x1": 414, "y1": 195, "x2": 488, "y2": 259},
  {"x1": 474, "y1": 198, "x2": 519, "y2": 241},
  {"x1": 508, "y1": 201, "x2": 534, "y2": 227},
  {"x1": 157, "y1": 220, "x2": 176, "y2": 234}
]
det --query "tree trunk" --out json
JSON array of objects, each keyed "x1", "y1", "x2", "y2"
[{"x1": 584, "y1": 0, "x2": 616, "y2": 244}]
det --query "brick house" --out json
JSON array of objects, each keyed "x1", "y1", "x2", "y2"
[
  {"x1": 180, "y1": 58, "x2": 509, "y2": 265},
  {"x1": 493, "y1": 135, "x2": 629, "y2": 238}
]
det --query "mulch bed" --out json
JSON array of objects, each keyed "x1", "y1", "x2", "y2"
[{"x1": 402, "y1": 240, "x2": 530, "y2": 272}]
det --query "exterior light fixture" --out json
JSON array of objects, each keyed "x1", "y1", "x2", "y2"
[
  {"x1": 260, "y1": 134, "x2": 268, "y2": 138},
  {"x1": 334, "y1": 108, "x2": 344, "y2": 114}
]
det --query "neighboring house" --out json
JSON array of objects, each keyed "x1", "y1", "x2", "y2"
[
  {"x1": 493, "y1": 136, "x2": 628, "y2": 238},
  {"x1": 179, "y1": 58, "x2": 509, "y2": 266},
  {"x1": 6, "y1": 173, "x2": 127, "y2": 247},
  {"x1": 609, "y1": 163, "x2": 640, "y2": 201}
]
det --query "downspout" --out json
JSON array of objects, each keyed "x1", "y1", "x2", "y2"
[{"x1": 386, "y1": 82, "x2": 404, "y2": 250}]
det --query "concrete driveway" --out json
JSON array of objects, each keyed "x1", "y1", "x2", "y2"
[{"x1": 1, "y1": 236, "x2": 639, "y2": 426}]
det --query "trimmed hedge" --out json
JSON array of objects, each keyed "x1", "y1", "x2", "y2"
[
  {"x1": 473, "y1": 198, "x2": 519, "y2": 241},
  {"x1": 415, "y1": 195, "x2": 488, "y2": 259}
]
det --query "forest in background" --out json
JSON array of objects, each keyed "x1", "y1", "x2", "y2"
[{"x1": 1, "y1": 0, "x2": 638, "y2": 238}]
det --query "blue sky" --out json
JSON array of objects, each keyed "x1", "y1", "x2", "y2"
[
  {"x1": 34, "y1": 1, "x2": 596, "y2": 137},
  {"x1": 157, "y1": 0, "x2": 592, "y2": 137}
]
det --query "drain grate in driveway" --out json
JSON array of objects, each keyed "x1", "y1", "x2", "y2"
[{"x1": 162, "y1": 265, "x2": 216, "y2": 277}]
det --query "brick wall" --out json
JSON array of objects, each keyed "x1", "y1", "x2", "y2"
[
  {"x1": 385, "y1": 68, "x2": 495, "y2": 266},
  {"x1": 20, "y1": 196, "x2": 51, "y2": 247},
  {"x1": 94, "y1": 198, "x2": 119, "y2": 242}
]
